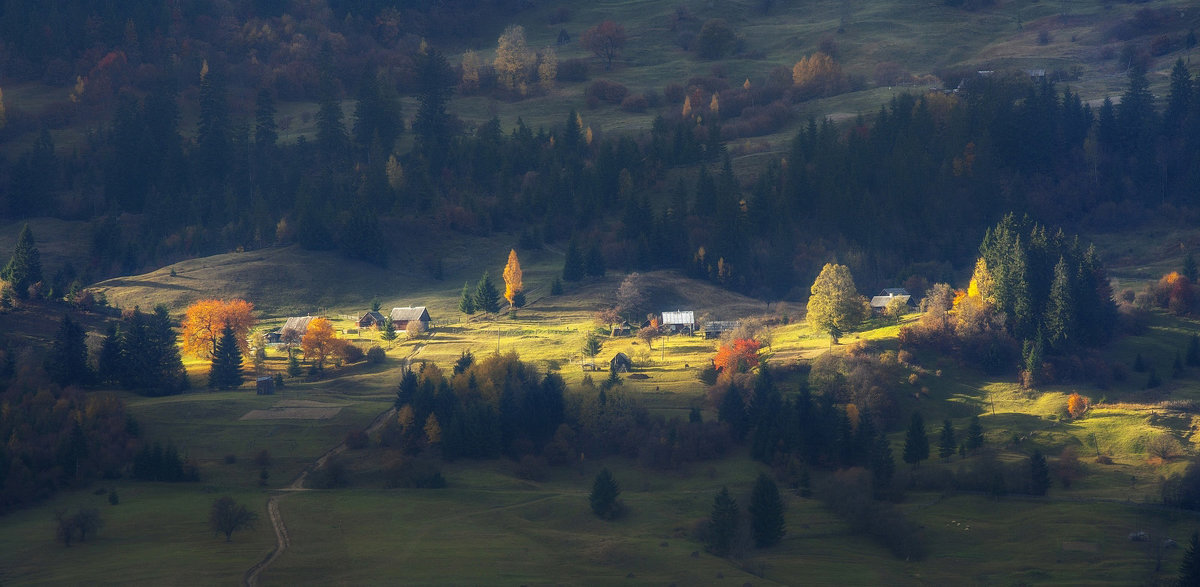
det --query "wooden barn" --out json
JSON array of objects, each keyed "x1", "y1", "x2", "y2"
[
  {"x1": 358, "y1": 311, "x2": 387, "y2": 329},
  {"x1": 704, "y1": 321, "x2": 740, "y2": 339},
  {"x1": 390, "y1": 306, "x2": 431, "y2": 331},
  {"x1": 610, "y1": 321, "x2": 633, "y2": 337},
  {"x1": 279, "y1": 316, "x2": 314, "y2": 344},
  {"x1": 610, "y1": 352, "x2": 632, "y2": 373},
  {"x1": 660, "y1": 310, "x2": 696, "y2": 335},
  {"x1": 256, "y1": 376, "x2": 275, "y2": 395}
]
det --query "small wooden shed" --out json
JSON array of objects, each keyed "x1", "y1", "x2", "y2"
[
  {"x1": 358, "y1": 311, "x2": 387, "y2": 329},
  {"x1": 256, "y1": 376, "x2": 275, "y2": 395},
  {"x1": 610, "y1": 352, "x2": 632, "y2": 373}
]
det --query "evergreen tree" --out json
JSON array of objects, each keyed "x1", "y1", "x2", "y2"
[
  {"x1": 2, "y1": 223, "x2": 42, "y2": 298},
  {"x1": 209, "y1": 324, "x2": 244, "y2": 389},
  {"x1": 315, "y1": 75, "x2": 348, "y2": 161},
  {"x1": 253, "y1": 88, "x2": 278, "y2": 149},
  {"x1": 562, "y1": 240, "x2": 585, "y2": 282},
  {"x1": 412, "y1": 47, "x2": 456, "y2": 167},
  {"x1": 550, "y1": 276, "x2": 564, "y2": 295},
  {"x1": 871, "y1": 434, "x2": 895, "y2": 494},
  {"x1": 903, "y1": 412, "x2": 929, "y2": 467},
  {"x1": 381, "y1": 319, "x2": 397, "y2": 342},
  {"x1": 1187, "y1": 335, "x2": 1200, "y2": 367},
  {"x1": 718, "y1": 384, "x2": 749, "y2": 441},
  {"x1": 48, "y1": 314, "x2": 90, "y2": 387},
  {"x1": 1180, "y1": 531, "x2": 1200, "y2": 586},
  {"x1": 458, "y1": 282, "x2": 476, "y2": 314},
  {"x1": 589, "y1": 467, "x2": 622, "y2": 519},
  {"x1": 1043, "y1": 257, "x2": 1074, "y2": 351},
  {"x1": 965, "y1": 414, "x2": 984, "y2": 451},
  {"x1": 97, "y1": 323, "x2": 124, "y2": 385},
  {"x1": 749, "y1": 472, "x2": 785, "y2": 548},
  {"x1": 938, "y1": 419, "x2": 956, "y2": 460},
  {"x1": 287, "y1": 352, "x2": 301, "y2": 377},
  {"x1": 1029, "y1": 450, "x2": 1050, "y2": 496},
  {"x1": 1185, "y1": 252, "x2": 1199, "y2": 283},
  {"x1": 585, "y1": 244, "x2": 606, "y2": 277},
  {"x1": 474, "y1": 272, "x2": 501, "y2": 314},
  {"x1": 708, "y1": 487, "x2": 739, "y2": 556}
]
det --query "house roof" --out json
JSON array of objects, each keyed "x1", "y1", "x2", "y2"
[
  {"x1": 611, "y1": 352, "x2": 631, "y2": 364},
  {"x1": 360, "y1": 311, "x2": 386, "y2": 323},
  {"x1": 280, "y1": 316, "x2": 314, "y2": 335},
  {"x1": 870, "y1": 294, "x2": 911, "y2": 308},
  {"x1": 661, "y1": 310, "x2": 695, "y2": 325},
  {"x1": 705, "y1": 320, "x2": 740, "y2": 332},
  {"x1": 390, "y1": 306, "x2": 430, "y2": 322},
  {"x1": 880, "y1": 288, "x2": 910, "y2": 296}
]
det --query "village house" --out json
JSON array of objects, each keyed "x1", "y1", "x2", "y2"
[
  {"x1": 870, "y1": 288, "x2": 915, "y2": 314},
  {"x1": 279, "y1": 316, "x2": 314, "y2": 344},
  {"x1": 358, "y1": 311, "x2": 387, "y2": 329},
  {"x1": 390, "y1": 306, "x2": 431, "y2": 331},
  {"x1": 610, "y1": 352, "x2": 632, "y2": 373},
  {"x1": 704, "y1": 320, "x2": 740, "y2": 339},
  {"x1": 660, "y1": 310, "x2": 696, "y2": 335}
]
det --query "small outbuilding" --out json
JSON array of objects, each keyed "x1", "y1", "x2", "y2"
[
  {"x1": 610, "y1": 321, "x2": 633, "y2": 337},
  {"x1": 264, "y1": 327, "x2": 283, "y2": 344},
  {"x1": 256, "y1": 376, "x2": 275, "y2": 395},
  {"x1": 610, "y1": 352, "x2": 633, "y2": 373},
  {"x1": 390, "y1": 306, "x2": 431, "y2": 331},
  {"x1": 704, "y1": 320, "x2": 740, "y2": 339},
  {"x1": 358, "y1": 311, "x2": 387, "y2": 329}
]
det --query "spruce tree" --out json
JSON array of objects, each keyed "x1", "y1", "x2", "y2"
[
  {"x1": 550, "y1": 276, "x2": 564, "y2": 295},
  {"x1": 1029, "y1": 450, "x2": 1050, "y2": 496},
  {"x1": 938, "y1": 419, "x2": 956, "y2": 460},
  {"x1": 965, "y1": 414, "x2": 984, "y2": 451},
  {"x1": 871, "y1": 435, "x2": 895, "y2": 494},
  {"x1": 903, "y1": 412, "x2": 929, "y2": 467},
  {"x1": 381, "y1": 319, "x2": 397, "y2": 342},
  {"x1": 708, "y1": 487, "x2": 739, "y2": 556},
  {"x1": 209, "y1": 324, "x2": 244, "y2": 389},
  {"x1": 458, "y1": 282, "x2": 476, "y2": 314},
  {"x1": 562, "y1": 240, "x2": 584, "y2": 282},
  {"x1": 585, "y1": 244, "x2": 606, "y2": 277},
  {"x1": 48, "y1": 314, "x2": 91, "y2": 387},
  {"x1": 97, "y1": 324, "x2": 124, "y2": 385},
  {"x1": 1188, "y1": 334, "x2": 1200, "y2": 367},
  {"x1": 474, "y1": 272, "x2": 501, "y2": 314},
  {"x1": 749, "y1": 472, "x2": 785, "y2": 548},
  {"x1": 1185, "y1": 253, "x2": 1199, "y2": 283},
  {"x1": 2, "y1": 224, "x2": 42, "y2": 299},
  {"x1": 1180, "y1": 531, "x2": 1200, "y2": 586},
  {"x1": 589, "y1": 468, "x2": 622, "y2": 519},
  {"x1": 1043, "y1": 257, "x2": 1074, "y2": 351}
]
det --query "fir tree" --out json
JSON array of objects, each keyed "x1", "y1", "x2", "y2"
[
  {"x1": 708, "y1": 487, "x2": 739, "y2": 556},
  {"x1": 97, "y1": 324, "x2": 124, "y2": 385},
  {"x1": 381, "y1": 318, "x2": 397, "y2": 342},
  {"x1": 474, "y1": 272, "x2": 501, "y2": 314},
  {"x1": 965, "y1": 414, "x2": 984, "y2": 451},
  {"x1": 871, "y1": 434, "x2": 895, "y2": 494},
  {"x1": 938, "y1": 419, "x2": 956, "y2": 460},
  {"x1": 1185, "y1": 252, "x2": 1199, "y2": 283},
  {"x1": 550, "y1": 276, "x2": 564, "y2": 295},
  {"x1": 749, "y1": 472, "x2": 785, "y2": 548},
  {"x1": 209, "y1": 324, "x2": 244, "y2": 389},
  {"x1": 2, "y1": 224, "x2": 42, "y2": 299},
  {"x1": 458, "y1": 282, "x2": 476, "y2": 314},
  {"x1": 903, "y1": 412, "x2": 929, "y2": 467},
  {"x1": 562, "y1": 240, "x2": 584, "y2": 282},
  {"x1": 1043, "y1": 257, "x2": 1074, "y2": 351},
  {"x1": 1188, "y1": 335, "x2": 1200, "y2": 367},
  {"x1": 1029, "y1": 450, "x2": 1050, "y2": 496},
  {"x1": 589, "y1": 468, "x2": 622, "y2": 519}
]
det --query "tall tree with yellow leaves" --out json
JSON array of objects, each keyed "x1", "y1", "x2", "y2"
[
  {"x1": 495, "y1": 25, "x2": 534, "y2": 93},
  {"x1": 503, "y1": 249, "x2": 524, "y2": 308},
  {"x1": 182, "y1": 299, "x2": 256, "y2": 359},
  {"x1": 301, "y1": 317, "x2": 338, "y2": 369}
]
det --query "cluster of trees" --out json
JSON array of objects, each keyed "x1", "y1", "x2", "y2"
[
  {"x1": 97, "y1": 307, "x2": 189, "y2": 395},
  {"x1": 131, "y1": 441, "x2": 198, "y2": 482},
  {"x1": 704, "y1": 474, "x2": 786, "y2": 557},
  {"x1": 0, "y1": 351, "x2": 137, "y2": 512},
  {"x1": 900, "y1": 216, "x2": 1117, "y2": 379}
]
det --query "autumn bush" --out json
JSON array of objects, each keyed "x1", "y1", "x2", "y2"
[
  {"x1": 619, "y1": 94, "x2": 648, "y2": 113},
  {"x1": 586, "y1": 80, "x2": 628, "y2": 104},
  {"x1": 792, "y1": 52, "x2": 848, "y2": 99},
  {"x1": 1067, "y1": 392, "x2": 1089, "y2": 419},
  {"x1": 712, "y1": 338, "x2": 762, "y2": 374}
]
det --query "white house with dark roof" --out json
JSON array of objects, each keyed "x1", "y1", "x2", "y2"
[{"x1": 660, "y1": 310, "x2": 696, "y2": 334}]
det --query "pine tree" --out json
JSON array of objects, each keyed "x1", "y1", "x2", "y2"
[
  {"x1": 708, "y1": 487, "x2": 739, "y2": 556},
  {"x1": 585, "y1": 244, "x2": 606, "y2": 277},
  {"x1": 903, "y1": 412, "x2": 929, "y2": 467},
  {"x1": 209, "y1": 324, "x2": 244, "y2": 389},
  {"x1": 965, "y1": 414, "x2": 984, "y2": 451},
  {"x1": 474, "y1": 272, "x2": 501, "y2": 314},
  {"x1": 1043, "y1": 256, "x2": 1074, "y2": 351},
  {"x1": 1180, "y1": 531, "x2": 1200, "y2": 586},
  {"x1": 562, "y1": 240, "x2": 585, "y2": 282},
  {"x1": 381, "y1": 319, "x2": 397, "y2": 342},
  {"x1": 1185, "y1": 252, "x2": 1199, "y2": 283},
  {"x1": 459, "y1": 282, "x2": 476, "y2": 314},
  {"x1": 550, "y1": 276, "x2": 564, "y2": 295},
  {"x1": 1188, "y1": 335, "x2": 1200, "y2": 367},
  {"x1": 48, "y1": 314, "x2": 90, "y2": 387},
  {"x1": 2, "y1": 224, "x2": 42, "y2": 299},
  {"x1": 870, "y1": 434, "x2": 895, "y2": 494},
  {"x1": 749, "y1": 472, "x2": 785, "y2": 548},
  {"x1": 97, "y1": 324, "x2": 124, "y2": 385},
  {"x1": 589, "y1": 468, "x2": 622, "y2": 519},
  {"x1": 1029, "y1": 450, "x2": 1050, "y2": 495},
  {"x1": 938, "y1": 419, "x2": 956, "y2": 460}
]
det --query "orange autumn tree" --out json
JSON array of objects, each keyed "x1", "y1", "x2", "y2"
[
  {"x1": 1067, "y1": 392, "x2": 1089, "y2": 419},
  {"x1": 182, "y1": 299, "x2": 256, "y2": 359},
  {"x1": 301, "y1": 317, "x2": 338, "y2": 368},
  {"x1": 713, "y1": 338, "x2": 763, "y2": 374},
  {"x1": 503, "y1": 249, "x2": 523, "y2": 308}
]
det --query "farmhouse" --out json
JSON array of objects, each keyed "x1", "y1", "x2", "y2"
[
  {"x1": 704, "y1": 320, "x2": 740, "y2": 339},
  {"x1": 264, "y1": 327, "x2": 283, "y2": 344},
  {"x1": 390, "y1": 306, "x2": 431, "y2": 331},
  {"x1": 870, "y1": 289, "x2": 914, "y2": 314},
  {"x1": 610, "y1": 352, "x2": 632, "y2": 373},
  {"x1": 279, "y1": 316, "x2": 314, "y2": 344},
  {"x1": 358, "y1": 311, "x2": 387, "y2": 329},
  {"x1": 660, "y1": 310, "x2": 696, "y2": 335}
]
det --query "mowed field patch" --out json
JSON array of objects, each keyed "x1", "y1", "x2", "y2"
[{"x1": 241, "y1": 400, "x2": 345, "y2": 420}]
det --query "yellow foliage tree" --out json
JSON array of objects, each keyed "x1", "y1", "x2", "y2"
[
  {"x1": 503, "y1": 249, "x2": 523, "y2": 307},
  {"x1": 967, "y1": 257, "x2": 995, "y2": 304},
  {"x1": 537, "y1": 47, "x2": 557, "y2": 91},
  {"x1": 460, "y1": 49, "x2": 481, "y2": 90},
  {"x1": 182, "y1": 299, "x2": 256, "y2": 359},
  {"x1": 681, "y1": 95, "x2": 692, "y2": 118},
  {"x1": 301, "y1": 317, "x2": 338, "y2": 367},
  {"x1": 792, "y1": 52, "x2": 843, "y2": 96},
  {"x1": 709, "y1": 93, "x2": 719, "y2": 115},
  {"x1": 424, "y1": 413, "x2": 442, "y2": 446},
  {"x1": 494, "y1": 25, "x2": 534, "y2": 92}
]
